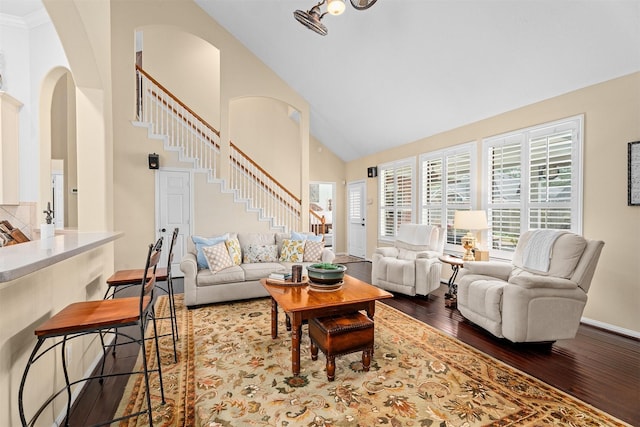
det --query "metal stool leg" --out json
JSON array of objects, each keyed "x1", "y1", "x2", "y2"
[
  {"x1": 166, "y1": 277, "x2": 178, "y2": 361},
  {"x1": 148, "y1": 306, "x2": 165, "y2": 404},
  {"x1": 18, "y1": 338, "x2": 45, "y2": 426},
  {"x1": 61, "y1": 337, "x2": 72, "y2": 426}
]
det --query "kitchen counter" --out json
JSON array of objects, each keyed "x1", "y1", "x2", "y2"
[
  {"x1": 0, "y1": 230, "x2": 123, "y2": 426},
  {"x1": 0, "y1": 231, "x2": 122, "y2": 284}
]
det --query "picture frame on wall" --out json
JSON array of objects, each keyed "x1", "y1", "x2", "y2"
[
  {"x1": 629, "y1": 141, "x2": 640, "y2": 206},
  {"x1": 309, "y1": 183, "x2": 319, "y2": 203}
]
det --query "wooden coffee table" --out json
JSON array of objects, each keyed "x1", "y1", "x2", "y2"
[{"x1": 261, "y1": 274, "x2": 393, "y2": 375}]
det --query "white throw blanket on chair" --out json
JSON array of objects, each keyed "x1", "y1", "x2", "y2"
[{"x1": 523, "y1": 229, "x2": 567, "y2": 273}]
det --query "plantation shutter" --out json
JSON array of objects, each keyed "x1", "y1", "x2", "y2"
[
  {"x1": 488, "y1": 137, "x2": 522, "y2": 253},
  {"x1": 419, "y1": 142, "x2": 476, "y2": 251},
  {"x1": 421, "y1": 157, "x2": 443, "y2": 226},
  {"x1": 484, "y1": 115, "x2": 582, "y2": 258},
  {"x1": 528, "y1": 131, "x2": 573, "y2": 229},
  {"x1": 446, "y1": 151, "x2": 472, "y2": 245},
  {"x1": 396, "y1": 162, "x2": 414, "y2": 229},
  {"x1": 380, "y1": 167, "x2": 395, "y2": 237},
  {"x1": 379, "y1": 159, "x2": 415, "y2": 238}
]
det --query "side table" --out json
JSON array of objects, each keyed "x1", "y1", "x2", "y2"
[{"x1": 438, "y1": 255, "x2": 464, "y2": 308}]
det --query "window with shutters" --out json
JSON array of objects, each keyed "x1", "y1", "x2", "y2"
[
  {"x1": 349, "y1": 187, "x2": 362, "y2": 221},
  {"x1": 378, "y1": 158, "x2": 415, "y2": 239},
  {"x1": 419, "y1": 142, "x2": 476, "y2": 250},
  {"x1": 483, "y1": 115, "x2": 583, "y2": 259}
]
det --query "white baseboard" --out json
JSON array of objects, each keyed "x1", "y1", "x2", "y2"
[{"x1": 580, "y1": 317, "x2": 640, "y2": 339}]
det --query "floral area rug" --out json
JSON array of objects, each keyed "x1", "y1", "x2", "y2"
[{"x1": 115, "y1": 295, "x2": 629, "y2": 426}]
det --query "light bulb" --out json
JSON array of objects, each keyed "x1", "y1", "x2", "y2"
[{"x1": 327, "y1": 0, "x2": 346, "y2": 15}]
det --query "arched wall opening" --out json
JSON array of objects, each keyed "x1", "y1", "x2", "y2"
[
  {"x1": 39, "y1": 66, "x2": 78, "y2": 229},
  {"x1": 136, "y1": 26, "x2": 221, "y2": 132}
]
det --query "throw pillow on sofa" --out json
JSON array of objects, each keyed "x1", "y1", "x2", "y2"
[
  {"x1": 244, "y1": 244, "x2": 279, "y2": 263},
  {"x1": 279, "y1": 239, "x2": 305, "y2": 262},
  {"x1": 303, "y1": 240, "x2": 325, "y2": 262},
  {"x1": 202, "y1": 242, "x2": 234, "y2": 273},
  {"x1": 225, "y1": 237, "x2": 242, "y2": 265},
  {"x1": 291, "y1": 231, "x2": 323, "y2": 242},
  {"x1": 192, "y1": 234, "x2": 229, "y2": 269}
]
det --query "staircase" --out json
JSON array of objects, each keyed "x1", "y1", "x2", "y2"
[{"x1": 134, "y1": 65, "x2": 302, "y2": 232}]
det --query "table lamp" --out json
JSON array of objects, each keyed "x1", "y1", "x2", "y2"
[{"x1": 454, "y1": 210, "x2": 488, "y2": 261}]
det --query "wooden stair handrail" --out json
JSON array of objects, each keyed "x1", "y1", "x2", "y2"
[
  {"x1": 230, "y1": 142, "x2": 302, "y2": 205},
  {"x1": 138, "y1": 66, "x2": 307, "y2": 231},
  {"x1": 136, "y1": 65, "x2": 221, "y2": 138},
  {"x1": 148, "y1": 89, "x2": 220, "y2": 149},
  {"x1": 309, "y1": 210, "x2": 328, "y2": 235},
  {"x1": 309, "y1": 210, "x2": 326, "y2": 223},
  {"x1": 230, "y1": 156, "x2": 301, "y2": 215}
]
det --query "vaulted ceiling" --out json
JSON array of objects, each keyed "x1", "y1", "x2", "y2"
[
  {"x1": 3, "y1": 0, "x2": 639, "y2": 162},
  {"x1": 195, "y1": 0, "x2": 640, "y2": 161}
]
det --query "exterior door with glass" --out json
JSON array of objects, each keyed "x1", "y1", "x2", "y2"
[{"x1": 347, "y1": 180, "x2": 366, "y2": 258}]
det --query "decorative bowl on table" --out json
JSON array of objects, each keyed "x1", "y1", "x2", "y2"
[{"x1": 306, "y1": 263, "x2": 347, "y2": 285}]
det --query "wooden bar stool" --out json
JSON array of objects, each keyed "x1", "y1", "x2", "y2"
[
  {"x1": 18, "y1": 239, "x2": 165, "y2": 427},
  {"x1": 309, "y1": 312, "x2": 374, "y2": 381},
  {"x1": 105, "y1": 228, "x2": 179, "y2": 362}
]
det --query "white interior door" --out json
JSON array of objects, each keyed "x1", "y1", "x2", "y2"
[
  {"x1": 347, "y1": 180, "x2": 366, "y2": 258},
  {"x1": 51, "y1": 172, "x2": 64, "y2": 229},
  {"x1": 156, "y1": 169, "x2": 191, "y2": 277}
]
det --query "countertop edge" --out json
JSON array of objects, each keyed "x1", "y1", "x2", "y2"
[{"x1": 0, "y1": 231, "x2": 124, "y2": 283}]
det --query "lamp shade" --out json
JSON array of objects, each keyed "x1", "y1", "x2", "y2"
[
  {"x1": 327, "y1": 0, "x2": 346, "y2": 15},
  {"x1": 454, "y1": 210, "x2": 488, "y2": 231}
]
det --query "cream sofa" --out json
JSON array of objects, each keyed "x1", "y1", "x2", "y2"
[
  {"x1": 180, "y1": 231, "x2": 335, "y2": 307},
  {"x1": 456, "y1": 230, "x2": 604, "y2": 343},
  {"x1": 371, "y1": 224, "x2": 445, "y2": 297}
]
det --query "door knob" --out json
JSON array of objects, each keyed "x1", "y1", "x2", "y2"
[{"x1": 160, "y1": 228, "x2": 167, "y2": 232}]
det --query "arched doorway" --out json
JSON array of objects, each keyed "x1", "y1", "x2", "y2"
[{"x1": 39, "y1": 67, "x2": 78, "y2": 229}]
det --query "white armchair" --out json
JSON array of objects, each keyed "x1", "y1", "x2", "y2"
[
  {"x1": 371, "y1": 224, "x2": 445, "y2": 296},
  {"x1": 456, "y1": 230, "x2": 604, "y2": 343}
]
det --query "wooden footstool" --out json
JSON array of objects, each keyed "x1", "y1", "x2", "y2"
[{"x1": 309, "y1": 312, "x2": 374, "y2": 381}]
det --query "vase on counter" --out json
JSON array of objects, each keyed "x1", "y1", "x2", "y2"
[{"x1": 40, "y1": 223, "x2": 55, "y2": 239}]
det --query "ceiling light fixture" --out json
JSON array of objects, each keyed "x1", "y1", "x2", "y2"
[
  {"x1": 327, "y1": 0, "x2": 346, "y2": 16},
  {"x1": 294, "y1": 0, "x2": 378, "y2": 36}
]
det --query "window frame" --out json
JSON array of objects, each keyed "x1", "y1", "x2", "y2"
[
  {"x1": 419, "y1": 141, "x2": 477, "y2": 253},
  {"x1": 482, "y1": 115, "x2": 584, "y2": 260},
  {"x1": 378, "y1": 157, "x2": 416, "y2": 241}
]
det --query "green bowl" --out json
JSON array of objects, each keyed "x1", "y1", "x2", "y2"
[{"x1": 307, "y1": 263, "x2": 347, "y2": 285}]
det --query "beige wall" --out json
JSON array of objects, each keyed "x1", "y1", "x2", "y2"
[
  {"x1": 152, "y1": 97, "x2": 347, "y2": 250},
  {"x1": 50, "y1": 72, "x2": 78, "y2": 228},
  {"x1": 191, "y1": 172, "x2": 280, "y2": 236},
  {"x1": 143, "y1": 26, "x2": 221, "y2": 130},
  {"x1": 45, "y1": 0, "x2": 345, "y2": 267},
  {"x1": 108, "y1": 0, "x2": 313, "y2": 269},
  {"x1": 230, "y1": 97, "x2": 302, "y2": 194},
  {"x1": 309, "y1": 134, "x2": 347, "y2": 252},
  {"x1": 44, "y1": 0, "x2": 114, "y2": 233},
  {"x1": 105, "y1": 0, "x2": 349, "y2": 267},
  {"x1": 346, "y1": 72, "x2": 640, "y2": 333}
]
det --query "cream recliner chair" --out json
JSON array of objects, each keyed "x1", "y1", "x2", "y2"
[
  {"x1": 456, "y1": 230, "x2": 604, "y2": 343},
  {"x1": 371, "y1": 224, "x2": 445, "y2": 296}
]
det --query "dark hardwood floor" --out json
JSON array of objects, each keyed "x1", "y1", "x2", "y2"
[{"x1": 68, "y1": 261, "x2": 639, "y2": 426}]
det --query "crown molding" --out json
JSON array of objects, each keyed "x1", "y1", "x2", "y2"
[
  {"x1": 0, "y1": 7, "x2": 49, "y2": 29},
  {"x1": 0, "y1": 13, "x2": 27, "y2": 29}
]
